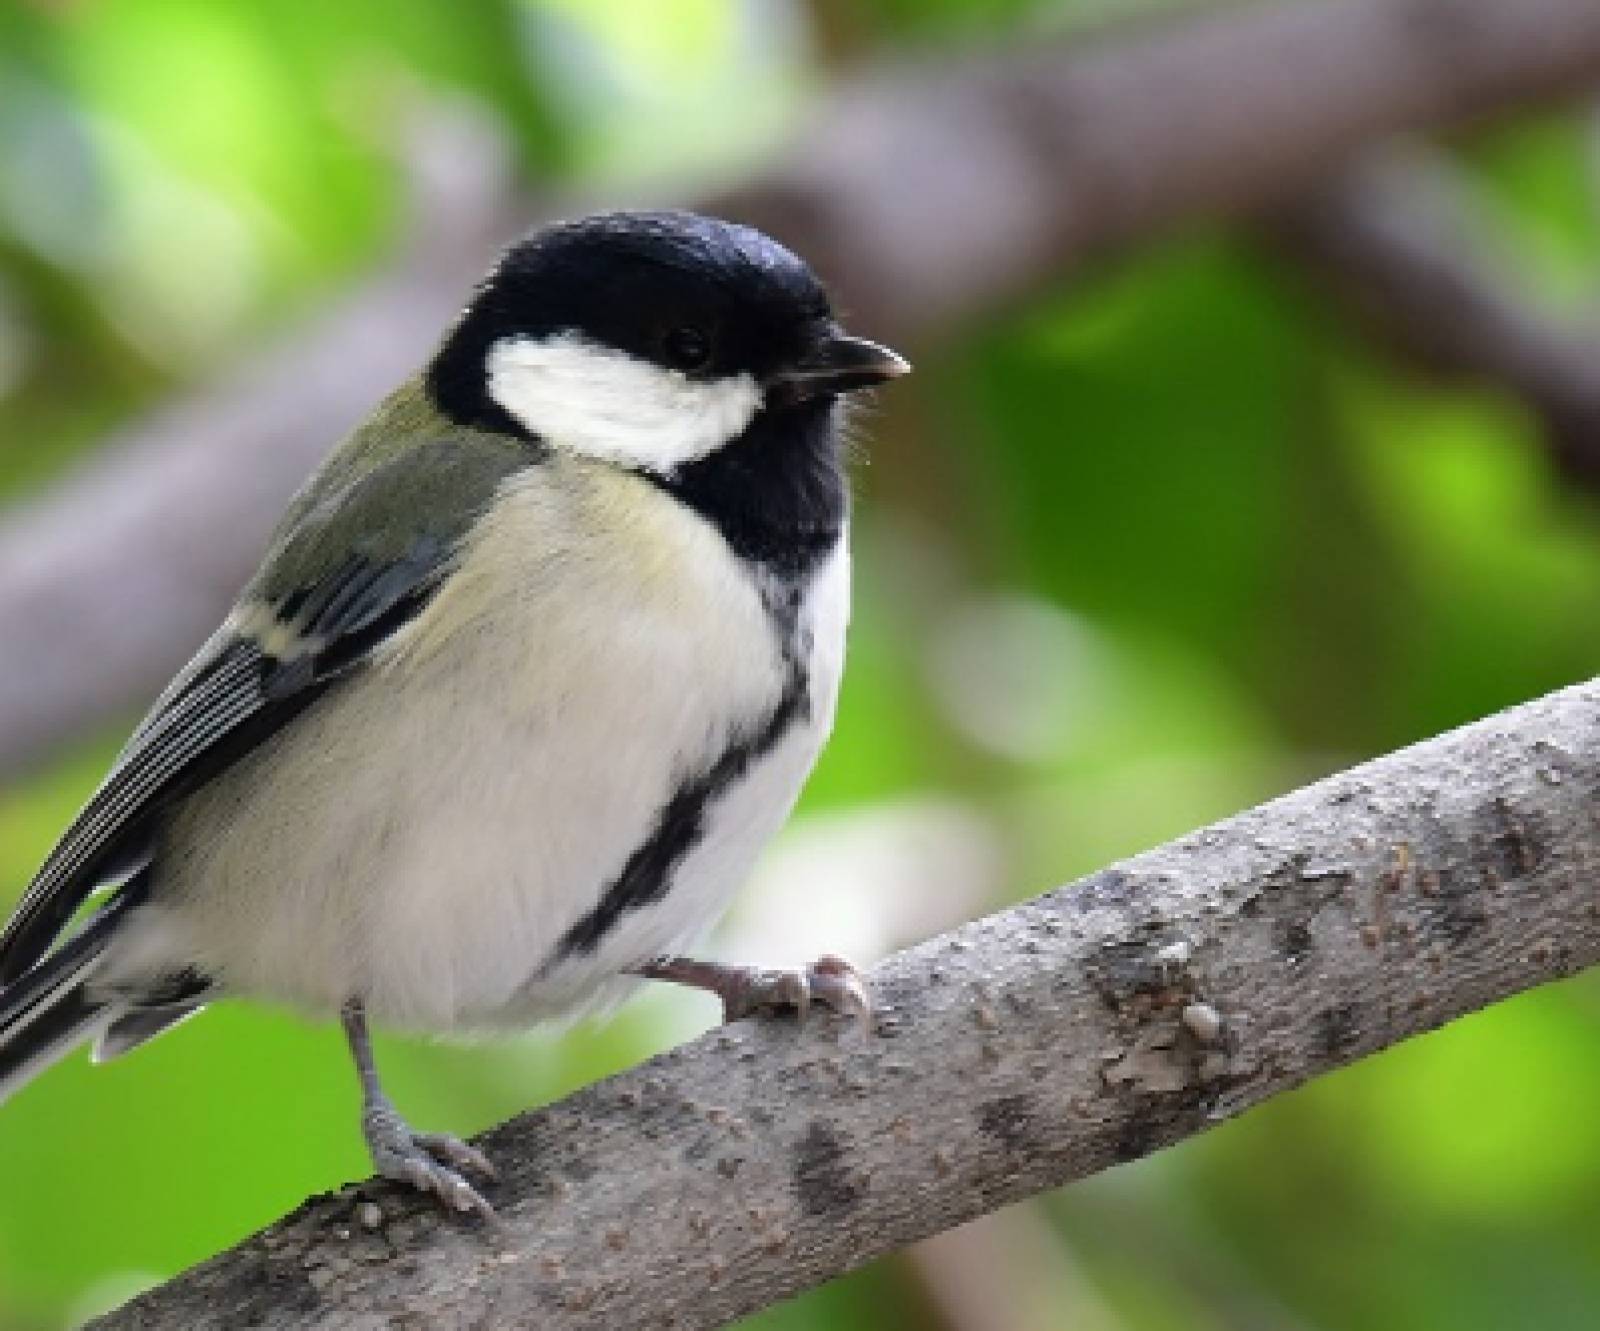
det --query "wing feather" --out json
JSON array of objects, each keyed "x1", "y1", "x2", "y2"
[
  {"x1": 0, "y1": 432, "x2": 529, "y2": 985},
  {"x1": 0, "y1": 560, "x2": 438, "y2": 983}
]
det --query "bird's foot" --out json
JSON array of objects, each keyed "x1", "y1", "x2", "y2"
[
  {"x1": 636, "y1": 953, "x2": 873, "y2": 1027},
  {"x1": 362, "y1": 1100, "x2": 498, "y2": 1218},
  {"x1": 720, "y1": 954, "x2": 873, "y2": 1025}
]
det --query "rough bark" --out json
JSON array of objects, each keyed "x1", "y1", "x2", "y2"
[
  {"x1": 8, "y1": 0, "x2": 1600, "y2": 779},
  {"x1": 95, "y1": 678, "x2": 1600, "y2": 1330}
]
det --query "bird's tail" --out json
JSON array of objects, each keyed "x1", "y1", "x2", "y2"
[{"x1": 0, "y1": 896, "x2": 131, "y2": 1104}]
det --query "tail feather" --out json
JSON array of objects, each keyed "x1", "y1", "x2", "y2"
[
  {"x1": 0, "y1": 894, "x2": 134, "y2": 1104},
  {"x1": 0, "y1": 983, "x2": 115, "y2": 1103},
  {"x1": 94, "y1": 1002, "x2": 204, "y2": 1062}
]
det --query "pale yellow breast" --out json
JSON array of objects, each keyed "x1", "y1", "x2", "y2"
[
  {"x1": 390, "y1": 455, "x2": 780, "y2": 709},
  {"x1": 130, "y1": 457, "x2": 799, "y2": 1028}
]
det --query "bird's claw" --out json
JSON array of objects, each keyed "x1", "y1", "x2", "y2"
[
  {"x1": 363, "y1": 1103, "x2": 498, "y2": 1218},
  {"x1": 806, "y1": 954, "x2": 874, "y2": 1024},
  {"x1": 415, "y1": 1131, "x2": 498, "y2": 1182},
  {"x1": 721, "y1": 953, "x2": 873, "y2": 1027}
]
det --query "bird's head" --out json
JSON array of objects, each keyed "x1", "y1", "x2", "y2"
[{"x1": 425, "y1": 210, "x2": 909, "y2": 473}]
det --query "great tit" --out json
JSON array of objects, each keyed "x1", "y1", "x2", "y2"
[{"x1": 0, "y1": 211, "x2": 908, "y2": 1214}]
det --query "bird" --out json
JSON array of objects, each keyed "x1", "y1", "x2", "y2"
[{"x1": 0, "y1": 210, "x2": 909, "y2": 1215}]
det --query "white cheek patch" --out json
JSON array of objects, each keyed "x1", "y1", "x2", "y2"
[{"x1": 485, "y1": 333, "x2": 763, "y2": 474}]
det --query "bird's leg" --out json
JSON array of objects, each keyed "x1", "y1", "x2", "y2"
[
  {"x1": 340, "y1": 998, "x2": 497, "y2": 1217},
  {"x1": 632, "y1": 954, "x2": 872, "y2": 1026}
]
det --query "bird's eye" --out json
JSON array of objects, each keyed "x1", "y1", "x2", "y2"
[{"x1": 662, "y1": 325, "x2": 712, "y2": 371}]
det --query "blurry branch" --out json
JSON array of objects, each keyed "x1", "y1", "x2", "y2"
[
  {"x1": 1264, "y1": 156, "x2": 1600, "y2": 486},
  {"x1": 97, "y1": 679, "x2": 1600, "y2": 1329},
  {"x1": 716, "y1": 0, "x2": 1600, "y2": 338},
  {"x1": 0, "y1": 109, "x2": 529, "y2": 781},
  {"x1": 909, "y1": 1210, "x2": 1126, "y2": 1331},
  {"x1": 8, "y1": 0, "x2": 1600, "y2": 779}
]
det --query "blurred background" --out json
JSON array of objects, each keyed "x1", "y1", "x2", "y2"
[{"x1": 2, "y1": 0, "x2": 1600, "y2": 1326}]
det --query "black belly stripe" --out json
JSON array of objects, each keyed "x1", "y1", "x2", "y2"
[{"x1": 552, "y1": 670, "x2": 810, "y2": 960}]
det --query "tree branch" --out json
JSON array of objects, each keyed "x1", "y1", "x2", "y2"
[
  {"x1": 1263, "y1": 154, "x2": 1600, "y2": 487},
  {"x1": 713, "y1": 0, "x2": 1600, "y2": 339},
  {"x1": 0, "y1": 108, "x2": 527, "y2": 781},
  {"x1": 8, "y1": 0, "x2": 1600, "y2": 779},
  {"x1": 95, "y1": 678, "x2": 1600, "y2": 1329}
]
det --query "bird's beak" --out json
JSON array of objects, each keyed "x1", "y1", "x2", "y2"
[{"x1": 765, "y1": 332, "x2": 911, "y2": 408}]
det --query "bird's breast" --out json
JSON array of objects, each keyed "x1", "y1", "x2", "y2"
[{"x1": 142, "y1": 460, "x2": 850, "y2": 1031}]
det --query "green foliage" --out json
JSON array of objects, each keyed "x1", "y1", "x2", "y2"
[{"x1": 1, "y1": 1, "x2": 1598, "y2": 1328}]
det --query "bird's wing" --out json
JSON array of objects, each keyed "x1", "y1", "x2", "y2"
[{"x1": 0, "y1": 435, "x2": 529, "y2": 984}]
